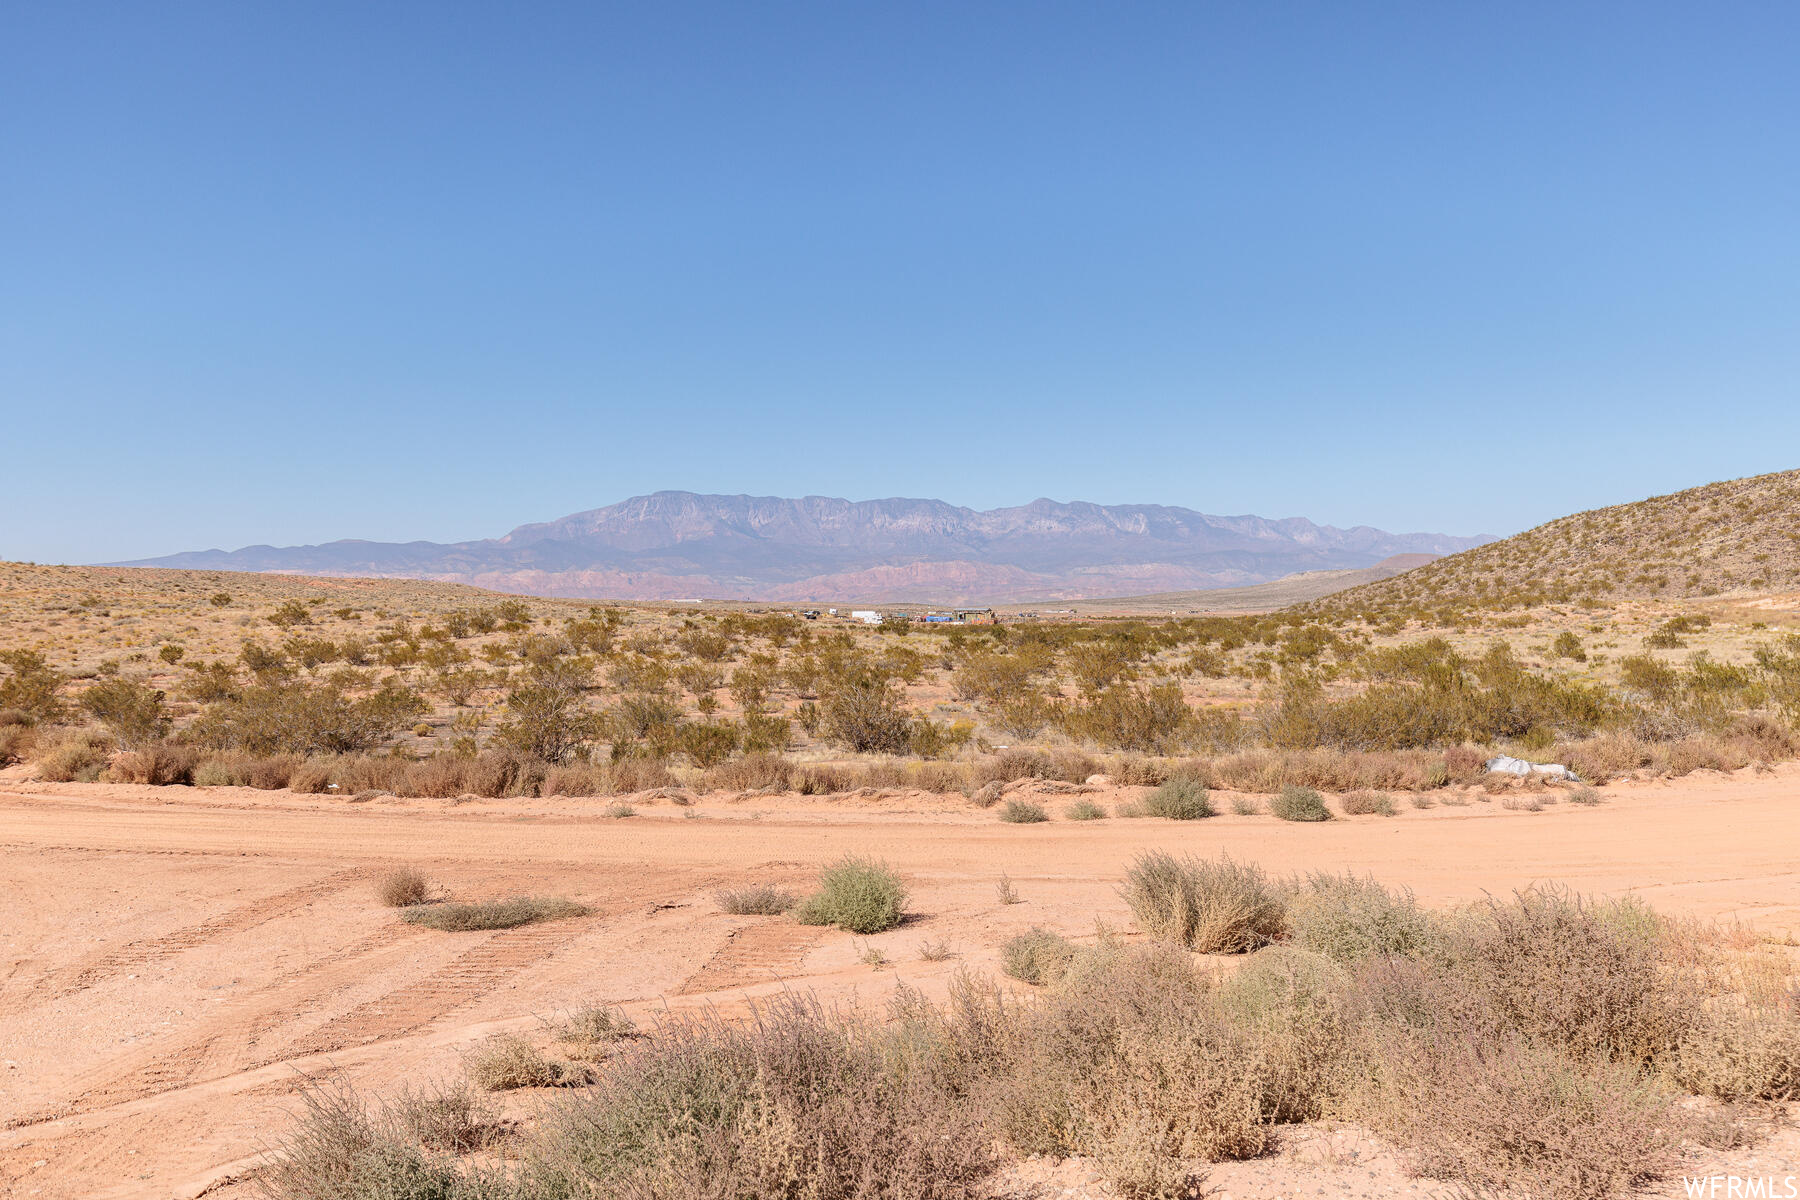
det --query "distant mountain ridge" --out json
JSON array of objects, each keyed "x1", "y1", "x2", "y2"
[{"x1": 114, "y1": 492, "x2": 1493, "y2": 603}]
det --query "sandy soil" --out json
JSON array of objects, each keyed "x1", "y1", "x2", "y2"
[{"x1": 3, "y1": 767, "x2": 1798, "y2": 1199}]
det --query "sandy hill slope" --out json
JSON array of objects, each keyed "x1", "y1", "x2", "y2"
[
  {"x1": 111, "y1": 492, "x2": 1490, "y2": 604},
  {"x1": 1310, "y1": 469, "x2": 1800, "y2": 615}
]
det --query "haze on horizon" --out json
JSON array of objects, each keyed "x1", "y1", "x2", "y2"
[{"x1": 4, "y1": 3, "x2": 1798, "y2": 565}]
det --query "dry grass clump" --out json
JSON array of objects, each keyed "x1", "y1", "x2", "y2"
[
  {"x1": 1063, "y1": 798, "x2": 1107, "y2": 820},
  {"x1": 1000, "y1": 928, "x2": 1078, "y2": 985},
  {"x1": 998, "y1": 798, "x2": 1049, "y2": 823},
  {"x1": 107, "y1": 742, "x2": 201, "y2": 785},
  {"x1": 550, "y1": 1004, "x2": 639, "y2": 1060},
  {"x1": 376, "y1": 867, "x2": 431, "y2": 908},
  {"x1": 794, "y1": 855, "x2": 907, "y2": 934},
  {"x1": 401, "y1": 895, "x2": 590, "y2": 932},
  {"x1": 1120, "y1": 851, "x2": 1285, "y2": 953},
  {"x1": 1140, "y1": 775, "x2": 1213, "y2": 819},
  {"x1": 34, "y1": 729, "x2": 113, "y2": 782},
  {"x1": 1338, "y1": 789, "x2": 1397, "y2": 816},
  {"x1": 1269, "y1": 785, "x2": 1331, "y2": 822},
  {"x1": 714, "y1": 884, "x2": 795, "y2": 915}
]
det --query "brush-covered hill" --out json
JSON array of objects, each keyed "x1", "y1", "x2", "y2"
[{"x1": 1309, "y1": 469, "x2": 1800, "y2": 617}]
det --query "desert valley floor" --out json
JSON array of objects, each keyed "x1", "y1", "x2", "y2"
[{"x1": 3, "y1": 767, "x2": 1799, "y2": 1199}]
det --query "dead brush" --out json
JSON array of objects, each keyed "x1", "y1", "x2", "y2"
[
  {"x1": 388, "y1": 1080, "x2": 503, "y2": 1151},
  {"x1": 714, "y1": 884, "x2": 795, "y2": 915},
  {"x1": 463, "y1": 1033, "x2": 587, "y2": 1090},
  {"x1": 375, "y1": 867, "x2": 431, "y2": 908}
]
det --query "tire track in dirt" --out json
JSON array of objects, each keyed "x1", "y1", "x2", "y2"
[
  {"x1": 677, "y1": 920, "x2": 825, "y2": 995},
  {"x1": 1, "y1": 870, "x2": 367, "y2": 1015},
  {"x1": 18, "y1": 927, "x2": 417, "y2": 1126},
  {"x1": 287, "y1": 918, "x2": 595, "y2": 1057}
]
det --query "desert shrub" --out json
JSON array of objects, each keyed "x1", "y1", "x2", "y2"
[
  {"x1": 464, "y1": 1034, "x2": 575, "y2": 1091},
  {"x1": 79, "y1": 678, "x2": 169, "y2": 747},
  {"x1": 1359, "y1": 1020, "x2": 1680, "y2": 1200},
  {"x1": 333, "y1": 755, "x2": 408, "y2": 794},
  {"x1": 976, "y1": 940, "x2": 1273, "y2": 1184},
  {"x1": 388, "y1": 1081, "x2": 500, "y2": 1153},
  {"x1": 1141, "y1": 775, "x2": 1213, "y2": 819},
  {"x1": 494, "y1": 660, "x2": 598, "y2": 763},
  {"x1": 256, "y1": 1081, "x2": 469, "y2": 1200},
  {"x1": 1213, "y1": 945, "x2": 1354, "y2": 1122},
  {"x1": 820, "y1": 679, "x2": 914, "y2": 754},
  {"x1": 1058, "y1": 682, "x2": 1195, "y2": 754},
  {"x1": 194, "y1": 679, "x2": 427, "y2": 757},
  {"x1": 247, "y1": 753, "x2": 300, "y2": 789},
  {"x1": 35, "y1": 730, "x2": 113, "y2": 782},
  {"x1": 1286, "y1": 872, "x2": 1438, "y2": 964},
  {"x1": 1120, "y1": 851, "x2": 1286, "y2": 953},
  {"x1": 1000, "y1": 928, "x2": 1078, "y2": 985},
  {"x1": 794, "y1": 855, "x2": 907, "y2": 934},
  {"x1": 703, "y1": 752, "x2": 795, "y2": 791},
  {"x1": 108, "y1": 742, "x2": 200, "y2": 786},
  {"x1": 289, "y1": 760, "x2": 335, "y2": 794},
  {"x1": 376, "y1": 867, "x2": 431, "y2": 908},
  {"x1": 1338, "y1": 789, "x2": 1397, "y2": 816},
  {"x1": 0, "y1": 650, "x2": 64, "y2": 721},
  {"x1": 1064, "y1": 798, "x2": 1107, "y2": 820},
  {"x1": 402, "y1": 896, "x2": 590, "y2": 932},
  {"x1": 1673, "y1": 996, "x2": 1800, "y2": 1102},
  {"x1": 553, "y1": 1004, "x2": 638, "y2": 1048},
  {"x1": 518, "y1": 993, "x2": 993, "y2": 1199},
  {"x1": 998, "y1": 798, "x2": 1049, "y2": 824},
  {"x1": 1449, "y1": 888, "x2": 1691, "y2": 1066},
  {"x1": 0, "y1": 712, "x2": 35, "y2": 764},
  {"x1": 606, "y1": 756, "x2": 677, "y2": 793},
  {"x1": 541, "y1": 762, "x2": 607, "y2": 797},
  {"x1": 714, "y1": 885, "x2": 795, "y2": 915},
  {"x1": 1270, "y1": 785, "x2": 1331, "y2": 822}
]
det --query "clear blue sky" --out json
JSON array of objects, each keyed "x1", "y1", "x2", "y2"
[{"x1": 5, "y1": 2, "x2": 1797, "y2": 564}]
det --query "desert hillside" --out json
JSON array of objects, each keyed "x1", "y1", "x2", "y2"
[{"x1": 1312, "y1": 468, "x2": 1800, "y2": 617}]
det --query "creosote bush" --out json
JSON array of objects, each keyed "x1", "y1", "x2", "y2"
[{"x1": 794, "y1": 855, "x2": 907, "y2": 934}]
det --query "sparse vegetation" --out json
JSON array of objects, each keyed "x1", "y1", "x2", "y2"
[
  {"x1": 714, "y1": 884, "x2": 795, "y2": 915},
  {"x1": 376, "y1": 867, "x2": 431, "y2": 908},
  {"x1": 401, "y1": 895, "x2": 590, "y2": 932},
  {"x1": 1000, "y1": 927, "x2": 1077, "y2": 985},
  {"x1": 998, "y1": 797, "x2": 1049, "y2": 823},
  {"x1": 1270, "y1": 785, "x2": 1332, "y2": 822},
  {"x1": 1140, "y1": 774, "x2": 1213, "y2": 819},
  {"x1": 793, "y1": 855, "x2": 907, "y2": 934},
  {"x1": 1120, "y1": 850, "x2": 1286, "y2": 953}
]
